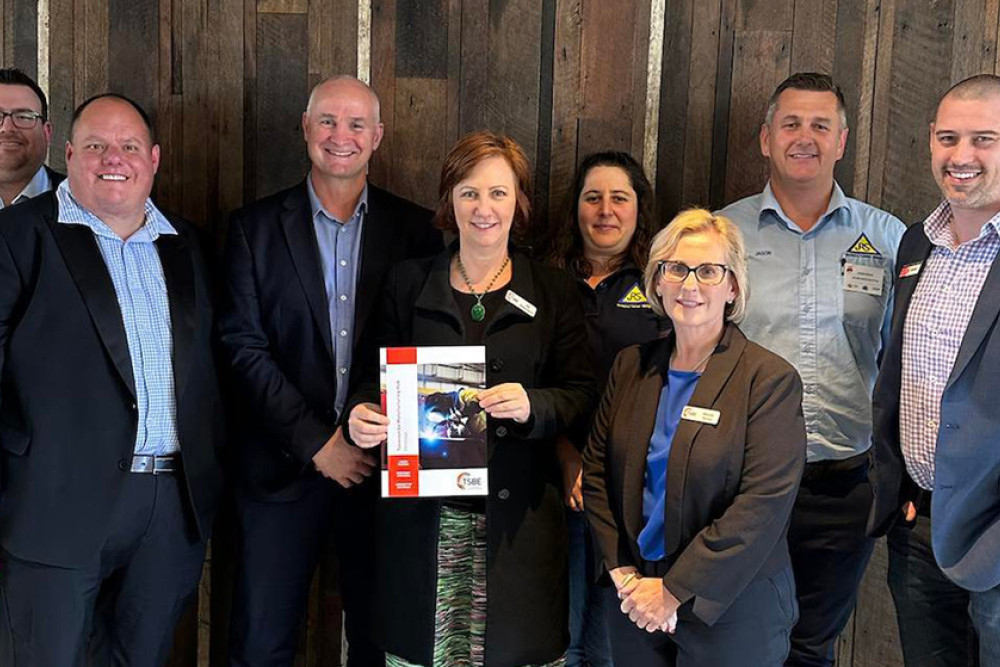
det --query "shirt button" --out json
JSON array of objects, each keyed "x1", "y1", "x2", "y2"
[
  {"x1": 927, "y1": 419, "x2": 938, "y2": 429},
  {"x1": 118, "y1": 458, "x2": 129, "y2": 472},
  {"x1": 498, "y1": 488, "x2": 510, "y2": 500},
  {"x1": 340, "y1": 367, "x2": 348, "y2": 375},
  {"x1": 496, "y1": 426, "x2": 508, "y2": 438},
  {"x1": 339, "y1": 259, "x2": 348, "y2": 267},
  {"x1": 340, "y1": 294, "x2": 348, "y2": 302},
  {"x1": 339, "y1": 330, "x2": 348, "y2": 337}
]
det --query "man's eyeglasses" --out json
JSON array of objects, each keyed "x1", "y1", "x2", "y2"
[
  {"x1": 657, "y1": 260, "x2": 730, "y2": 285},
  {"x1": 0, "y1": 111, "x2": 44, "y2": 130}
]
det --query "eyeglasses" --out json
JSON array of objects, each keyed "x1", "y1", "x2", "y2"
[
  {"x1": 0, "y1": 111, "x2": 44, "y2": 130},
  {"x1": 657, "y1": 260, "x2": 730, "y2": 285}
]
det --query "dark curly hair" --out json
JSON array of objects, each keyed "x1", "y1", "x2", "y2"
[{"x1": 547, "y1": 151, "x2": 658, "y2": 278}]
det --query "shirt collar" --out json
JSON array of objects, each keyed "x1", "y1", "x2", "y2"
[
  {"x1": 923, "y1": 200, "x2": 1000, "y2": 249},
  {"x1": 307, "y1": 175, "x2": 368, "y2": 225},
  {"x1": 1, "y1": 165, "x2": 51, "y2": 208},
  {"x1": 758, "y1": 180, "x2": 849, "y2": 232},
  {"x1": 55, "y1": 179, "x2": 177, "y2": 242}
]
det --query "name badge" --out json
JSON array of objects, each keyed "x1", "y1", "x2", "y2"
[
  {"x1": 899, "y1": 262, "x2": 922, "y2": 278},
  {"x1": 504, "y1": 290, "x2": 537, "y2": 318},
  {"x1": 681, "y1": 405, "x2": 720, "y2": 426},
  {"x1": 843, "y1": 262, "x2": 885, "y2": 296}
]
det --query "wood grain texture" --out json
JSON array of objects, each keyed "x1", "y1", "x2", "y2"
[
  {"x1": 47, "y1": 0, "x2": 76, "y2": 173},
  {"x1": 790, "y1": 0, "x2": 838, "y2": 73},
  {"x1": 257, "y1": 0, "x2": 308, "y2": 13},
  {"x1": 879, "y1": 0, "x2": 954, "y2": 223},
  {"x1": 10, "y1": 0, "x2": 38, "y2": 75},
  {"x1": 725, "y1": 29, "x2": 791, "y2": 203},
  {"x1": 391, "y1": 76, "x2": 448, "y2": 207},
  {"x1": 547, "y1": 0, "x2": 582, "y2": 222},
  {"x1": 368, "y1": 0, "x2": 397, "y2": 189},
  {"x1": 656, "y1": 0, "x2": 694, "y2": 216},
  {"x1": 682, "y1": 0, "x2": 722, "y2": 210}
]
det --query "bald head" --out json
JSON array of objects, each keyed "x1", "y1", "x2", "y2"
[
  {"x1": 936, "y1": 74, "x2": 1000, "y2": 120},
  {"x1": 306, "y1": 76, "x2": 381, "y2": 124}
]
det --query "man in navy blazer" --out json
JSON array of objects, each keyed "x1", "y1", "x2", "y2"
[
  {"x1": 870, "y1": 74, "x2": 1000, "y2": 665},
  {"x1": 0, "y1": 94, "x2": 225, "y2": 665},
  {"x1": 220, "y1": 75, "x2": 442, "y2": 666}
]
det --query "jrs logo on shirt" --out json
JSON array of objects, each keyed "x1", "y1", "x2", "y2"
[
  {"x1": 846, "y1": 233, "x2": 882, "y2": 257},
  {"x1": 617, "y1": 282, "x2": 651, "y2": 309}
]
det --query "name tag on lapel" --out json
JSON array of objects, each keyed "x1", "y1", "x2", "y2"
[
  {"x1": 899, "y1": 262, "x2": 922, "y2": 278},
  {"x1": 505, "y1": 290, "x2": 537, "y2": 318},
  {"x1": 681, "y1": 405, "x2": 720, "y2": 426}
]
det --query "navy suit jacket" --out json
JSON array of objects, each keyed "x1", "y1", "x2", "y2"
[
  {"x1": 0, "y1": 192, "x2": 225, "y2": 568},
  {"x1": 218, "y1": 180, "x2": 441, "y2": 500},
  {"x1": 870, "y1": 219, "x2": 1000, "y2": 591}
]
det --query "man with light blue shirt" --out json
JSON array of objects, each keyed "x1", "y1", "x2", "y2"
[
  {"x1": 220, "y1": 76, "x2": 441, "y2": 666},
  {"x1": 718, "y1": 72, "x2": 904, "y2": 667},
  {"x1": 0, "y1": 68, "x2": 63, "y2": 207},
  {"x1": 0, "y1": 94, "x2": 224, "y2": 665}
]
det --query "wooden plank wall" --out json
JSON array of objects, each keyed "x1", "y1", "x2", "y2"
[{"x1": 4, "y1": 0, "x2": 999, "y2": 665}]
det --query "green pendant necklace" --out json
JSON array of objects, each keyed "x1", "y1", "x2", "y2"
[{"x1": 456, "y1": 254, "x2": 510, "y2": 322}]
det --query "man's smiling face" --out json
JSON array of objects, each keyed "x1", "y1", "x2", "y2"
[
  {"x1": 760, "y1": 88, "x2": 847, "y2": 188},
  {"x1": 931, "y1": 93, "x2": 1000, "y2": 213}
]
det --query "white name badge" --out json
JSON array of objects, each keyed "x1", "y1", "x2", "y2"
[
  {"x1": 505, "y1": 290, "x2": 537, "y2": 318},
  {"x1": 843, "y1": 262, "x2": 885, "y2": 296},
  {"x1": 681, "y1": 405, "x2": 720, "y2": 426}
]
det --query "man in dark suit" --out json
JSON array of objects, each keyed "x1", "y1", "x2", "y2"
[
  {"x1": 0, "y1": 93, "x2": 225, "y2": 666},
  {"x1": 870, "y1": 73, "x2": 1000, "y2": 666},
  {"x1": 220, "y1": 75, "x2": 442, "y2": 666},
  {"x1": 0, "y1": 67, "x2": 64, "y2": 206}
]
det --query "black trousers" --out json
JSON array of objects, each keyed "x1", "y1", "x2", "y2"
[
  {"x1": 0, "y1": 473, "x2": 206, "y2": 667},
  {"x1": 228, "y1": 476, "x2": 382, "y2": 667},
  {"x1": 786, "y1": 454, "x2": 875, "y2": 667},
  {"x1": 887, "y1": 510, "x2": 979, "y2": 666},
  {"x1": 605, "y1": 565, "x2": 797, "y2": 666}
]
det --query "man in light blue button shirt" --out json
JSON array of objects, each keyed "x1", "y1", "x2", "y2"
[
  {"x1": 719, "y1": 73, "x2": 904, "y2": 667},
  {"x1": 0, "y1": 68, "x2": 63, "y2": 208}
]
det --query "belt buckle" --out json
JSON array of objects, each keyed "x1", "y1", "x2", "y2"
[{"x1": 152, "y1": 455, "x2": 177, "y2": 475}]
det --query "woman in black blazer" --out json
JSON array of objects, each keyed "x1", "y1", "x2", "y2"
[
  {"x1": 583, "y1": 209, "x2": 806, "y2": 666},
  {"x1": 348, "y1": 131, "x2": 596, "y2": 667}
]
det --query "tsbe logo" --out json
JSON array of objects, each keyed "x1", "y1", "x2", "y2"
[{"x1": 457, "y1": 472, "x2": 484, "y2": 490}]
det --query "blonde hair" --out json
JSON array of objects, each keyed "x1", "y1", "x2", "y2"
[{"x1": 644, "y1": 208, "x2": 749, "y2": 324}]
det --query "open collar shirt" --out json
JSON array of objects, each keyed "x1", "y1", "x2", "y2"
[
  {"x1": 719, "y1": 181, "x2": 905, "y2": 463},
  {"x1": 306, "y1": 176, "x2": 366, "y2": 418},
  {"x1": 900, "y1": 201, "x2": 1000, "y2": 490},
  {"x1": 0, "y1": 165, "x2": 51, "y2": 209},
  {"x1": 56, "y1": 179, "x2": 179, "y2": 456}
]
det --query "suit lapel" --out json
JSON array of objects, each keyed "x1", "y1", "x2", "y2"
[
  {"x1": 46, "y1": 215, "x2": 136, "y2": 397},
  {"x1": 948, "y1": 249, "x2": 1000, "y2": 389},
  {"x1": 281, "y1": 183, "x2": 334, "y2": 361},
  {"x1": 663, "y1": 325, "x2": 744, "y2": 553},
  {"x1": 622, "y1": 362, "x2": 663, "y2": 545},
  {"x1": 156, "y1": 233, "x2": 195, "y2": 405},
  {"x1": 354, "y1": 188, "x2": 389, "y2": 347},
  {"x1": 891, "y1": 232, "x2": 934, "y2": 340}
]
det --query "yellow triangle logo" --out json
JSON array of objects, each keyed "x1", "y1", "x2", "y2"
[
  {"x1": 847, "y1": 233, "x2": 880, "y2": 256},
  {"x1": 620, "y1": 283, "x2": 649, "y2": 304}
]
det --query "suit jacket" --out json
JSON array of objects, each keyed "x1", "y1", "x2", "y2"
[
  {"x1": 344, "y1": 247, "x2": 597, "y2": 667},
  {"x1": 0, "y1": 192, "x2": 225, "y2": 568},
  {"x1": 218, "y1": 180, "x2": 441, "y2": 499},
  {"x1": 869, "y1": 221, "x2": 1000, "y2": 591},
  {"x1": 583, "y1": 324, "x2": 805, "y2": 625}
]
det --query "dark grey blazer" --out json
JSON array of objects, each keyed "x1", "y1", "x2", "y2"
[
  {"x1": 870, "y1": 221, "x2": 1000, "y2": 592},
  {"x1": 583, "y1": 323, "x2": 805, "y2": 625}
]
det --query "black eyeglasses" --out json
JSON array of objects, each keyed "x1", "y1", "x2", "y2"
[
  {"x1": 657, "y1": 260, "x2": 730, "y2": 285},
  {"x1": 0, "y1": 111, "x2": 44, "y2": 130}
]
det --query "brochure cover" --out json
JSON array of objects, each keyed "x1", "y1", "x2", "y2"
[{"x1": 380, "y1": 345, "x2": 488, "y2": 498}]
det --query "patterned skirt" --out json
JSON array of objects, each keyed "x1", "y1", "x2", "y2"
[{"x1": 385, "y1": 505, "x2": 566, "y2": 667}]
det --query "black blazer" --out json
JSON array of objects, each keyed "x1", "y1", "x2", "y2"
[
  {"x1": 218, "y1": 180, "x2": 441, "y2": 499},
  {"x1": 583, "y1": 324, "x2": 805, "y2": 625},
  {"x1": 0, "y1": 192, "x2": 225, "y2": 568},
  {"x1": 345, "y1": 247, "x2": 597, "y2": 667},
  {"x1": 869, "y1": 222, "x2": 1000, "y2": 591}
]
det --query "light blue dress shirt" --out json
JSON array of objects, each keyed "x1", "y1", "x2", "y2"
[
  {"x1": 56, "y1": 179, "x2": 180, "y2": 456},
  {"x1": 719, "y1": 182, "x2": 905, "y2": 462},
  {"x1": 306, "y1": 176, "x2": 365, "y2": 418},
  {"x1": 0, "y1": 165, "x2": 51, "y2": 209}
]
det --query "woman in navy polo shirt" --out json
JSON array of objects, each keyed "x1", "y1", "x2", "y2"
[{"x1": 546, "y1": 151, "x2": 664, "y2": 667}]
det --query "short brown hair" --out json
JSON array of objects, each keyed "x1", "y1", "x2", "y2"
[
  {"x1": 434, "y1": 131, "x2": 533, "y2": 242},
  {"x1": 765, "y1": 72, "x2": 848, "y2": 130}
]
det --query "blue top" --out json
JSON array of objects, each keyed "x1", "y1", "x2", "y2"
[
  {"x1": 55, "y1": 179, "x2": 180, "y2": 456},
  {"x1": 638, "y1": 369, "x2": 701, "y2": 561},
  {"x1": 307, "y1": 175, "x2": 366, "y2": 418},
  {"x1": 718, "y1": 181, "x2": 905, "y2": 462}
]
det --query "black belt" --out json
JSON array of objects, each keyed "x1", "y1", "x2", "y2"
[{"x1": 128, "y1": 454, "x2": 180, "y2": 475}]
